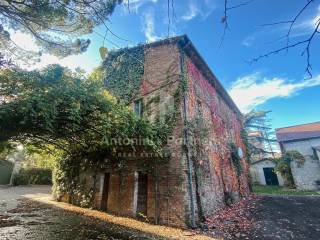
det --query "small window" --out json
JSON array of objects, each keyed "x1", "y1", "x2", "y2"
[{"x1": 134, "y1": 99, "x2": 143, "y2": 117}]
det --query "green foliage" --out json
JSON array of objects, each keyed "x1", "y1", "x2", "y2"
[
  {"x1": 253, "y1": 184, "x2": 320, "y2": 196},
  {"x1": 24, "y1": 144, "x2": 61, "y2": 170},
  {"x1": 241, "y1": 128, "x2": 251, "y2": 163},
  {"x1": 0, "y1": 0, "x2": 123, "y2": 63},
  {"x1": 103, "y1": 46, "x2": 145, "y2": 103},
  {"x1": 0, "y1": 53, "x2": 12, "y2": 69},
  {"x1": 12, "y1": 168, "x2": 52, "y2": 186},
  {"x1": 0, "y1": 141, "x2": 14, "y2": 159},
  {"x1": 283, "y1": 150, "x2": 306, "y2": 167},
  {"x1": 229, "y1": 142, "x2": 242, "y2": 177},
  {"x1": 274, "y1": 150, "x2": 305, "y2": 187},
  {"x1": 146, "y1": 95, "x2": 160, "y2": 108},
  {"x1": 274, "y1": 158, "x2": 294, "y2": 187},
  {"x1": 0, "y1": 64, "x2": 167, "y2": 205}
]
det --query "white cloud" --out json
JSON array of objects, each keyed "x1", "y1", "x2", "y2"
[
  {"x1": 288, "y1": 5, "x2": 320, "y2": 35},
  {"x1": 10, "y1": 31, "x2": 39, "y2": 52},
  {"x1": 32, "y1": 53, "x2": 97, "y2": 73},
  {"x1": 142, "y1": 10, "x2": 159, "y2": 42},
  {"x1": 228, "y1": 73, "x2": 320, "y2": 113},
  {"x1": 309, "y1": 5, "x2": 320, "y2": 27},
  {"x1": 242, "y1": 35, "x2": 255, "y2": 47},
  {"x1": 182, "y1": 2, "x2": 200, "y2": 21},
  {"x1": 181, "y1": 0, "x2": 216, "y2": 21},
  {"x1": 9, "y1": 31, "x2": 97, "y2": 73},
  {"x1": 123, "y1": 0, "x2": 158, "y2": 13}
]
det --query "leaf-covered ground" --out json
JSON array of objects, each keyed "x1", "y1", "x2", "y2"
[
  {"x1": 0, "y1": 186, "x2": 214, "y2": 240},
  {"x1": 1, "y1": 186, "x2": 320, "y2": 240}
]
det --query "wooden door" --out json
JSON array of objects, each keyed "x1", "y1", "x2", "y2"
[
  {"x1": 136, "y1": 172, "x2": 148, "y2": 218},
  {"x1": 263, "y1": 168, "x2": 279, "y2": 185},
  {"x1": 101, "y1": 173, "x2": 110, "y2": 211}
]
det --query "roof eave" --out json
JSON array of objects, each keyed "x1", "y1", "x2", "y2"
[{"x1": 176, "y1": 36, "x2": 242, "y2": 117}]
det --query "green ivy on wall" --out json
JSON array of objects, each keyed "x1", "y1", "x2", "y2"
[
  {"x1": 103, "y1": 46, "x2": 145, "y2": 103},
  {"x1": 229, "y1": 142, "x2": 242, "y2": 177},
  {"x1": 274, "y1": 150, "x2": 305, "y2": 187}
]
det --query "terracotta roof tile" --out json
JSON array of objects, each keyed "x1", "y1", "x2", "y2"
[{"x1": 276, "y1": 122, "x2": 320, "y2": 142}]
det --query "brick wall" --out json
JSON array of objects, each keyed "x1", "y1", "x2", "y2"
[
  {"x1": 63, "y1": 40, "x2": 250, "y2": 228},
  {"x1": 184, "y1": 56, "x2": 250, "y2": 218}
]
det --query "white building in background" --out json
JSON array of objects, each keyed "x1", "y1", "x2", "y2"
[
  {"x1": 248, "y1": 131, "x2": 283, "y2": 186},
  {"x1": 250, "y1": 159, "x2": 284, "y2": 186},
  {"x1": 276, "y1": 122, "x2": 320, "y2": 190}
]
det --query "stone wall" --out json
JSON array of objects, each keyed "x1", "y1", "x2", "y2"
[
  {"x1": 250, "y1": 160, "x2": 284, "y2": 186},
  {"x1": 282, "y1": 138, "x2": 320, "y2": 190}
]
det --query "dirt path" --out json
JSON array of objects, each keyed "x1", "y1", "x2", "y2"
[{"x1": 0, "y1": 186, "x2": 215, "y2": 240}]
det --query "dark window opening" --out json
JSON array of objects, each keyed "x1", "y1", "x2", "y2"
[
  {"x1": 263, "y1": 167, "x2": 279, "y2": 186},
  {"x1": 136, "y1": 171, "x2": 148, "y2": 218},
  {"x1": 101, "y1": 173, "x2": 110, "y2": 211},
  {"x1": 134, "y1": 99, "x2": 143, "y2": 117}
]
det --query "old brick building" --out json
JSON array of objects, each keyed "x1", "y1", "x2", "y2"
[{"x1": 78, "y1": 36, "x2": 250, "y2": 228}]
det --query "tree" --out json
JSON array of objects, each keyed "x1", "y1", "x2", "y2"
[
  {"x1": 0, "y1": 64, "x2": 164, "y2": 154},
  {"x1": 0, "y1": 64, "x2": 167, "y2": 203},
  {"x1": 0, "y1": 0, "x2": 123, "y2": 63},
  {"x1": 243, "y1": 110, "x2": 277, "y2": 162},
  {"x1": 0, "y1": 53, "x2": 12, "y2": 69}
]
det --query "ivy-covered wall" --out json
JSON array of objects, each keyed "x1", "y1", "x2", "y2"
[
  {"x1": 100, "y1": 42, "x2": 189, "y2": 227},
  {"x1": 67, "y1": 37, "x2": 250, "y2": 228},
  {"x1": 185, "y1": 57, "x2": 250, "y2": 217},
  {"x1": 103, "y1": 46, "x2": 145, "y2": 103}
]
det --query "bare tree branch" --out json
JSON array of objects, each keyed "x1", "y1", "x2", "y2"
[
  {"x1": 252, "y1": 20, "x2": 320, "y2": 78},
  {"x1": 253, "y1": 0, "x2": 319, "y2": 78},
  {"x1": 220, "y1": 0, "x2": 254, "y2": 48}
]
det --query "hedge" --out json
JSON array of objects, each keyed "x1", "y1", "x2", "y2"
[{"x1": 12, "y1": 168, "x2": 52, "y2": 186}]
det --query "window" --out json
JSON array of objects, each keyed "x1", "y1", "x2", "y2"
[{"x1": 134, "y1": 99, "x2": 143, "y2": 117}]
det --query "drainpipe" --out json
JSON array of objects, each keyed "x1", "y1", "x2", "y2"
[{"x1": 179, "y1": 43, "x2": 196, "y2": 228}]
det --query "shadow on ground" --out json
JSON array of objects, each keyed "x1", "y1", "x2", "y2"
[
  {"x1": 2, "y1": 186, "x2": 319, "y2": 240},
  {"x1": 0, "y1": 186, "x2": 213, "y2": 240},
  {"x1": 0, "y1": 198, "x2": 164, "y2": 240}
]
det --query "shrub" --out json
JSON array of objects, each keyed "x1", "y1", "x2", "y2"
[
  {"x1": 12, "y1": 168, "x2": 52, "y2": 186},
  {"x1": 274, "y1": 150, "x2": 304, "y2": 188}
]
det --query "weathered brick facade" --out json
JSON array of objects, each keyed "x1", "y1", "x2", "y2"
[{"x1": 77, "y1": 36, "x2": 250, "y2": 228}]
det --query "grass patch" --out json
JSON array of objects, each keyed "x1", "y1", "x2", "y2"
[{"x1": 253, "y1": 184, "x2": 320, "y2": 196}]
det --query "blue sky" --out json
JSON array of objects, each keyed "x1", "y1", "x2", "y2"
[{"x1": 13, "y1": 0, "x2": 320, "y2": 131}]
